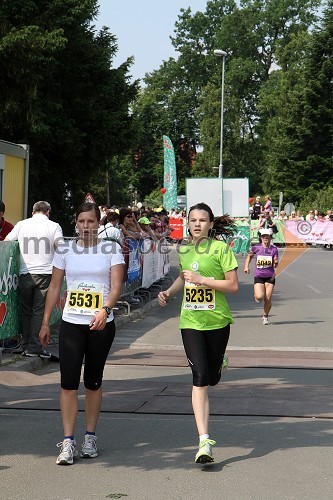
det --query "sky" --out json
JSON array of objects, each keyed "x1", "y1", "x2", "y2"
[{"x1": 94, "y1": 0, "x2": 208, "y2": 81}]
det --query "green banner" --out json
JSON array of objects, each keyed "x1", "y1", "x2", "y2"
[
  {"x1": 0, "y1": 242, "x2": 20, "y2": 340},
  {"x1": 229, "y1": 222, "x2": 251, "y2": 253},
  {"x1": 0, "y1": 242, "x2": 66, "y2": 340},
  {"x1": 250, "y1": 219, "x2": 285, "y2": 244},
  {"x1": 163, "y1": 135, "x2": 178, "y2": 211}
]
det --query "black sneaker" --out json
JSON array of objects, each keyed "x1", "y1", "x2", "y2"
[
  {"x1": 39, "y1": 350, "x2": 52, "y2": 359},
  {"x1": 12, "y1": 347, "x2": 25, "y2": 355},
  {"x1": 4, "y1": 338, "x2": 20, "y2": 349},
  {"x1": 25, "y1": 351, "x2": 39, "y2": 357}
]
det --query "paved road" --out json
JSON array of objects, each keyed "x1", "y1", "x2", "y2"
[
  {"x1": 1, "y1": 245, "x2": 333, "y2": 500},
  {"x1": 110, "y1": 246, "x2": 333, "y2": 354}
]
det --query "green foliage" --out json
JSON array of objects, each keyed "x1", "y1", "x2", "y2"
[
  {"x1": 143, "y1": 187, "x2": 164, "y2": 209},
  {"x1": 259, "y1": 2, "x2": 332, "y2": 203},
  {"x1": 133, "y1": 0, "x2": 325, "y2": 200},
  {"x1": 0, "y1": 0, "x2": 138, "y2": 233},
  {"x1": 299, "y1": 185, "x2": 333, "y2": 213}
]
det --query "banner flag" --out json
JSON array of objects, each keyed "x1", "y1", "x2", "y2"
[
  {"x1": 163, "y1": 135, "x2": 177, "y2": 211},
  {"x1": 0, "y1": 242, "x2": 20, "y2": 339},
  {"x1": 229, "y1": 222, "x2": 250, "y2": 253}
]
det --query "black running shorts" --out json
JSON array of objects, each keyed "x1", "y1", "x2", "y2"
[
  {"x1": 181, "y1": 325, "x2": 230, "y2": 387},
  {"x1": 254, "y1": 276, "x2": 276, "y2": 285},
  {"x1": 59, "y1": 320, "x2": 115, "y2": 390}
]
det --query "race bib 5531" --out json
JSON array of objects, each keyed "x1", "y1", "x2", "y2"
[{"x1": 64, "y1": 281, "x2": 104, "y2": 315}]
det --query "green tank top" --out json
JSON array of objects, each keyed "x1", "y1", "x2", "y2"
[{"x1": 178, "y1": 239, "x2": 238, "y2": 330}]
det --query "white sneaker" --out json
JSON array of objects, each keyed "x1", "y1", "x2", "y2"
[
  {"x1": 80, "y1": 434, "x2": 98, "y2": 458},
  {"x1": 263, "y1": 316, "x2": 269, "y2": 325},
  {"x1": 195, "y1": 438, "x2": 216, "y2": 464},
  {"x1": 254, "y1": 297, "x2": 261, "y2": 303},
  {"x1": 56, "y1": 439, "x2": 78, "y2": 465},
  {"x1": 39, "y1": 349, "x2": 52, "y2": 359}
]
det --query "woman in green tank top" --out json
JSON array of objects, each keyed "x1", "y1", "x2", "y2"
[{"x1": 158, "y1": 203, "x2": 238, "y2": 464}]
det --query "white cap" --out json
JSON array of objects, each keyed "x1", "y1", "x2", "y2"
[{"x1": 259, "y1": 228, "x2": 273, "y2": 236}]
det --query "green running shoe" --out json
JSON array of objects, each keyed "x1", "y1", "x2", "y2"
[
  {"x1": 195, "y1": 438, "x2": 216, "y2": 464},
  {"x1": 222, "y1": 354, "x2": 228, "y2": 373}
]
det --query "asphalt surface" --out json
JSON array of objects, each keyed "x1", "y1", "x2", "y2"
[{"x1": 1, "y1": 245, "x2": 333, "y2": 500}]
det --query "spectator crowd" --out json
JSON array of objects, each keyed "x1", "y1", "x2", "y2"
[
  {"x1": 249, "y1": 195, "x2": 333, "y2": 227},
  {"x1": 97, "y1": 204, "x2": 177, "y2": 244}
]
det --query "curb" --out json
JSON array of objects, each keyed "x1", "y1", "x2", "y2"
[{"x1": 114, "y1": 297, "x2": 160, "y2": 327}]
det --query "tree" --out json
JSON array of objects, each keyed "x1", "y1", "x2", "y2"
[
  {"x1": 0, "y1": 0, "x2": 138, "y2": 232},
  {"x1": 133, "y1": 0, "x2": 322, "y2": 199},
  {"x1": 259, "y1": 1, "x2": 332, "y2": 203},
  {"x1": 201, "y1": 0, "x2": 322, "y2": 191},
  {"x1": 132, "y1": 1, "x2": 239, "y2": 194},
  {"x1": 298, "y1": 185, "x2": 333, "y2": 213}
]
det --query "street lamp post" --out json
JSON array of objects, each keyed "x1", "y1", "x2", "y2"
[
  {"x1": 128, "y1": 184, "x2": 134, "y2": 207},
  {"x1": 213, "y1": 49, "x2": 227, "y2": 180}
]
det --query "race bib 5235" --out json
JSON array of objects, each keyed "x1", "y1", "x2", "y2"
[{"x1": 183, "y1": 278, "x2": 215, "y2": 310}]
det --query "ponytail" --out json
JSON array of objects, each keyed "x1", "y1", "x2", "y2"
[{"x1": 209, "y1": 214, "x2": 237, "y2": 241}]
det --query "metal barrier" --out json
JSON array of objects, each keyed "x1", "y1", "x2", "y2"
[{"x1": 0, "y1": 236, "x2": 171, "y2": 339}]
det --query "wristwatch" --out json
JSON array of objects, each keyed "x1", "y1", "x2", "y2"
[{"x1": 101, "y1": 306, "x2": 111, "y2": 317}]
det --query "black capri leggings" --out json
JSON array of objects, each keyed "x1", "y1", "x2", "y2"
[
  {"x1": 181, "y1": 325, "x2": 230, "y2": 387},
  {"x1": 59, "y1": 320, "x2": 115, "y2": 390}
]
